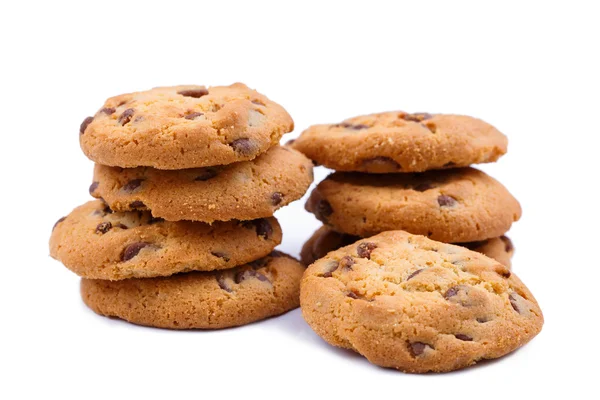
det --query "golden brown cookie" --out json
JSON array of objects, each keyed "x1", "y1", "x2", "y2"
[
  {"x1": 305, "y1": 168, "x2": 521, "y2": 242},
  {"x1": 90, "y1": 146, "x2": 313, "y2": 223},
  {"x1": 81, "y1": 252, "x2": 305, "y2": 329},
  {"x1": 50, "y1": 200, "x2": 281, "y2": 280},
  {"x1": 291, "y1": 111, "x2": 507, "y2": 173},
  {"x1": 79, "y1": 83, "x2": 293, "y2": 169},
  {"x1": 300, "y1": 226, "x2": 514, "y2": 268},
  {"x1": 300, "y1": 231, "x2": 543, "y2": 373}
]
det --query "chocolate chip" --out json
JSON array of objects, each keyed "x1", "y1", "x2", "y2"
[
  {"x1": 101, "y1": 107, "x2": 116, "y2": 115},
  {"x1": 476, "y1": 317, "x2": 489, "y2": 323},
  {"x1": 408, "y1": 342, "x2": 429, "y2": 357},
  {"x1": 338, "y1": 256, "x2": 355, "y2": 270},
  {"x1": 356, "y1": 242, "x2": 377, "y2": 259},
  {"x1": 444, "y1": 286, "x2": 460, "y2": 299},
  {"x1": 362, "y1": 156, "x2": 401, "y2": 171},
  {"x1": 177, "y1": 88, "x2": 209, "y2": 98},
  {"x1": 509, "y1": 293, "x2": 521, "y2": 313},
  {"x1": 322, "y1": 261, "x2": 339, "y2": 278},
  {"x1": 500, "y1": 236, "x2": 513, "y2": 253},
  {"x1": 229, "y1": 138, "x2": 258, "y2": 156},
  {"x1": 129, "y1": 200, "x2": 145, "y2": 209},
  {"x1": 117, "y1": 223, "x2": 128, "y2": 229},
  {"x1": 316, "y1": 200, "x2": 333, "y2": 221},
  {"x1": 211, "y1": 251, "x2": 230, "y2": 262},
  {"x1": 184, "y1": 112, "x2": 204, "y2": 120},
  {"x1": 413, "y1": 183, "x2": 432, "y2": 192},
  {"x1": 495, "y1": 266, "x2": 511, "y2": 279},
  {"x1": 194, "y1": 168, "x2": 218, "y2": 181},
  {"x1": 95, "y1": 222, "x2": 112, "y2": 234},
  {"x1": 216, "y1": 274, "x2": 233, "y2": 293},
  {"x1": 80, "y1": 116, "x2": 93, "y2": 134},
  {"x1": 147, "y1": 216, "x2": 164, "y2": 225},
  {"x1": 402, "y1": 112, "x2": 433, "y2": 122},
  {"x1": 122, "y1": 179, "x2": 144, "y2": 193},
  {"x1": 336, "y1": 122, "x2": 369, "y2": 130},
  {"x1": 234, "y1": 269, "x2": 257, "y2": 284},
  {"x1": 406, "y1": 268, "x2": 425, "y2": 281},
  {"x1": 347, "y1": 291, "x2": 359, "y2": 299},
  {"x1": 455, "y1": 334, "x2": 473, "y2": 341},
  {"x1": 89, "y1": 181, "x2": 99, "y2": 195},
  {"x1": 438, "y1": 195, "x2": 457, "y2": 207},
  {"x1": 255, "y1": 273, "x2": 270, "y2": 282},
  {"x1": 271, "y1": 192, "x2": 283, "y2": 206},
  {"x1": 53, "y1": 216, "x2": 66, "y2": 231},
  {"x1": 244, "y1": 219, "x2": 273, "y2": 240},
  {"x1": 121, "y1": 242, "x2": 150, "y2": 261},
  {"x1": 118, "y1": 108, "x2": 135, "y2": 126}
]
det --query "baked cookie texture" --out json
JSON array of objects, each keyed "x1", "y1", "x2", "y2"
[
  {"x1": 301, "y1": 226, "x2": 514, "y2": 268},
  {"x1": 79, "y1": 83, "x2": 294, "y2": 169},
  {"x1": 305, "y1": 168, "x2": 521, "y2": 242},
  {"x1": 300, "y1": 231, "x2": 543, "y2": 373},
  {"x1": 81, "y1": 252, "x2": 305, "y2": 329},
  {"x1": 50, "y1": 200, "x2": 281, "y2": 280},
  {"x1": 91, "y1": 146, "x2": 313, "y2": 222},
  {"x1": 291, "y1": 111, "x2": 507, "y2": 173}
]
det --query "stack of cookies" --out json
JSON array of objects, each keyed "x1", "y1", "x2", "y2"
[
  {"x1": 292, "y1": 112, "x2": 520, "y2": 267},
  {"x1": 291, "y1": 112, "x2": 543, "y2": 372},
  {"x1": 50, "y1": 83, "x2": 314, "y2": 329}
]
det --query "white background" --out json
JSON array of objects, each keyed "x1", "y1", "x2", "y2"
[{"x1": 1, "y1": 1, "x2": 598, "y2": 398}]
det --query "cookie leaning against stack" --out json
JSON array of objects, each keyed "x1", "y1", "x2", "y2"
[
  {"x1": 50, "y1": 83, "x2": 314, "y2": 329},
  {"x1": 292, "y1": 111, "x2": 542, "y2": 372}
]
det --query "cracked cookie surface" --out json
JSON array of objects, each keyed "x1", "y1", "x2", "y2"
[
  {"x1": 81, "y1": 251, "x2": 305, "y2": 329},
  {"x1": 79, "y1": 83, "x2": 293, "y2": 169},
  {"x1": 300, "y1": 230, "x2": 543, "y2": 373},
  {"x1": 305, "y1": 168, "x2": 521, "y2": 242},
  {"x1": 301, "y1": 226, "x2": 514, "y2": 267},
  {"x1": 91, "y1": 146, "x2": 313, "y2": 222},
  {"x1": 49, "y1": 200, "x2": 281, "y2": 280},
  {"x1": 291, "y1": 111, "x2": 507, "y2": 173}
]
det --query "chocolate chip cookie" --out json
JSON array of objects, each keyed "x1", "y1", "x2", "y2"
[
  {"x1": 300, "y1": 231, "x2": 543, "y2": 373},
  {"x1": 91, "y1": 146, "x2": 313, "y2": 222},
  {"x1": 291, "y1": 111, "x2": 507, "y2": 173},
  {"x1": 81, "y1": 252, "x2": 305, "y2": 329},
  {"x1": 79, "y1": 83, "x2": 293, "y2": 169},
  {"x1": 305, "y1": 168, "x2": 521, "y2": 242},
  {"x1": 50, "y1": 200, "x2": 282, "y2": 280},
  {"x1": 301, "y1": 226, "x2": 514, "y2": 267}
]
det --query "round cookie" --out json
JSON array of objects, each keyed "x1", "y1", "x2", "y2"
[
  {"x1": 300, "y1": 231, "x2": 543, "y2": 373},
  {"x1": 305, "y1": 168, "x2": 521, "y2": 242},
  {"x1": 301, "y1": 226, "x2": 514, "y2": 267},
  {"x1": 50, "y1": 200, "x2": 282, "y2": 280},
  {"x1": 81, "y1": 252, "x2": 305, "y2": 329},
  {"x1": 79, "y1": 83, "x2": 293, "y2": 169},
  {"x1": 291, "y1": 111, "x2": 507, "y2": 173},
  {"x1": 91, "y1": 146, "x2": 313, "y2": 223}
]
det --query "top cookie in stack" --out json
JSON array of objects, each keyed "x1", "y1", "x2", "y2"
[
  {"x1": 50, "y1": 83, "x2": 314, "y2": 329},
  {"x1": 291, "y1": 111, "x2": 520, "y2": 264}
]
